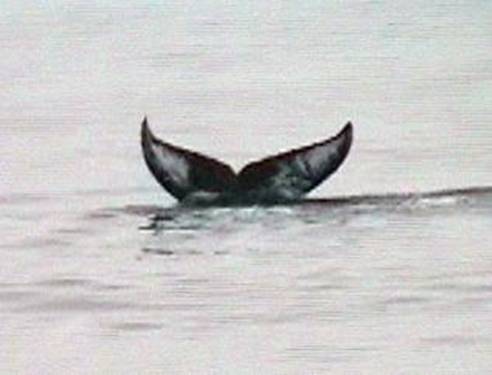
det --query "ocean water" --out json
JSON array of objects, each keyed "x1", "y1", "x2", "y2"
[{"x1": 1, "y1": 1, "x2": 492, "y2": 373}]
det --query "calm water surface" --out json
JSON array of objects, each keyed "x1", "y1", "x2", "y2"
[{"x1": 1, "y1": 1, "x2": 492, "y2": 374}]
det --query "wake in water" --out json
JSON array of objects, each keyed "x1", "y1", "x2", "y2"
[
  {"x1": 300, "y1": 186, "x2": 492, "y2": 207},
  {"x1": 115, "y1": 186, "x2": 492, "y2": 232}
]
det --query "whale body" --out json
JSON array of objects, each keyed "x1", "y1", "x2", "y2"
[{"x1": 141, "y1": 118, "x2": 353, "y2": 205}]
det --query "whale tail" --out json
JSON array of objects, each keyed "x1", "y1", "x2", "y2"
[
  {"x1": 141, "y1": 118, "x2": 236, "y2": 200},
  {"x1": 141, "y1": 118, "x2": 353, "y2": 204},
  {"x1": 237, "y1": 122, "x2": 353, "y2": 202}
]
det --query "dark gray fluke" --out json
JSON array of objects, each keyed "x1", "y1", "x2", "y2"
[{"x1": 141, "y1": 118, "x2": 353, "y2": 205}]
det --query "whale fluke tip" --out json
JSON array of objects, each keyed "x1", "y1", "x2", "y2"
[
  {"x1": 141, "y1": 116, "x2": 153, "y2": 144},
  {"x1": 335, "y1": 121, "x2": 353, "y2": 141}
]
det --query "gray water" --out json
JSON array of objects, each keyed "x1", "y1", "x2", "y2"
[{"x1": 1, "y1": 1, "x2": 492, "y2": 374}]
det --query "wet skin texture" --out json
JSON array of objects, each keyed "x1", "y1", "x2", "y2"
[{"x1": 141, "y1": 118, "x2": 353, "y2": 206}]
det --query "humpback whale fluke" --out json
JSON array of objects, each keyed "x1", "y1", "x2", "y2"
[
  {"x1": 141, "y1": 117, "x2": 236, "y2": 201},
  {"x1": 141, "y1": 118, "x2": 353, "y2": 205}
]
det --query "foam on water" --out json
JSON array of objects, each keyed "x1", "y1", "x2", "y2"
[{"x1": 118, "y1": 186, "x2": 492, "y2": 234}]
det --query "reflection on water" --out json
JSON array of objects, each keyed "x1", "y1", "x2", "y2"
[
  {"x1": 130, "y1": 186, "x2": 492, "y2": 238},
  {"x1": 5, "y1": 186, "x2": 492, "y2": 373},
  {"x1": 1, "y1": 0, "x2": 492, "y2": 373},
  {"x1": 2, "y1": 186, "x2": 492, "y2": 373}
]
